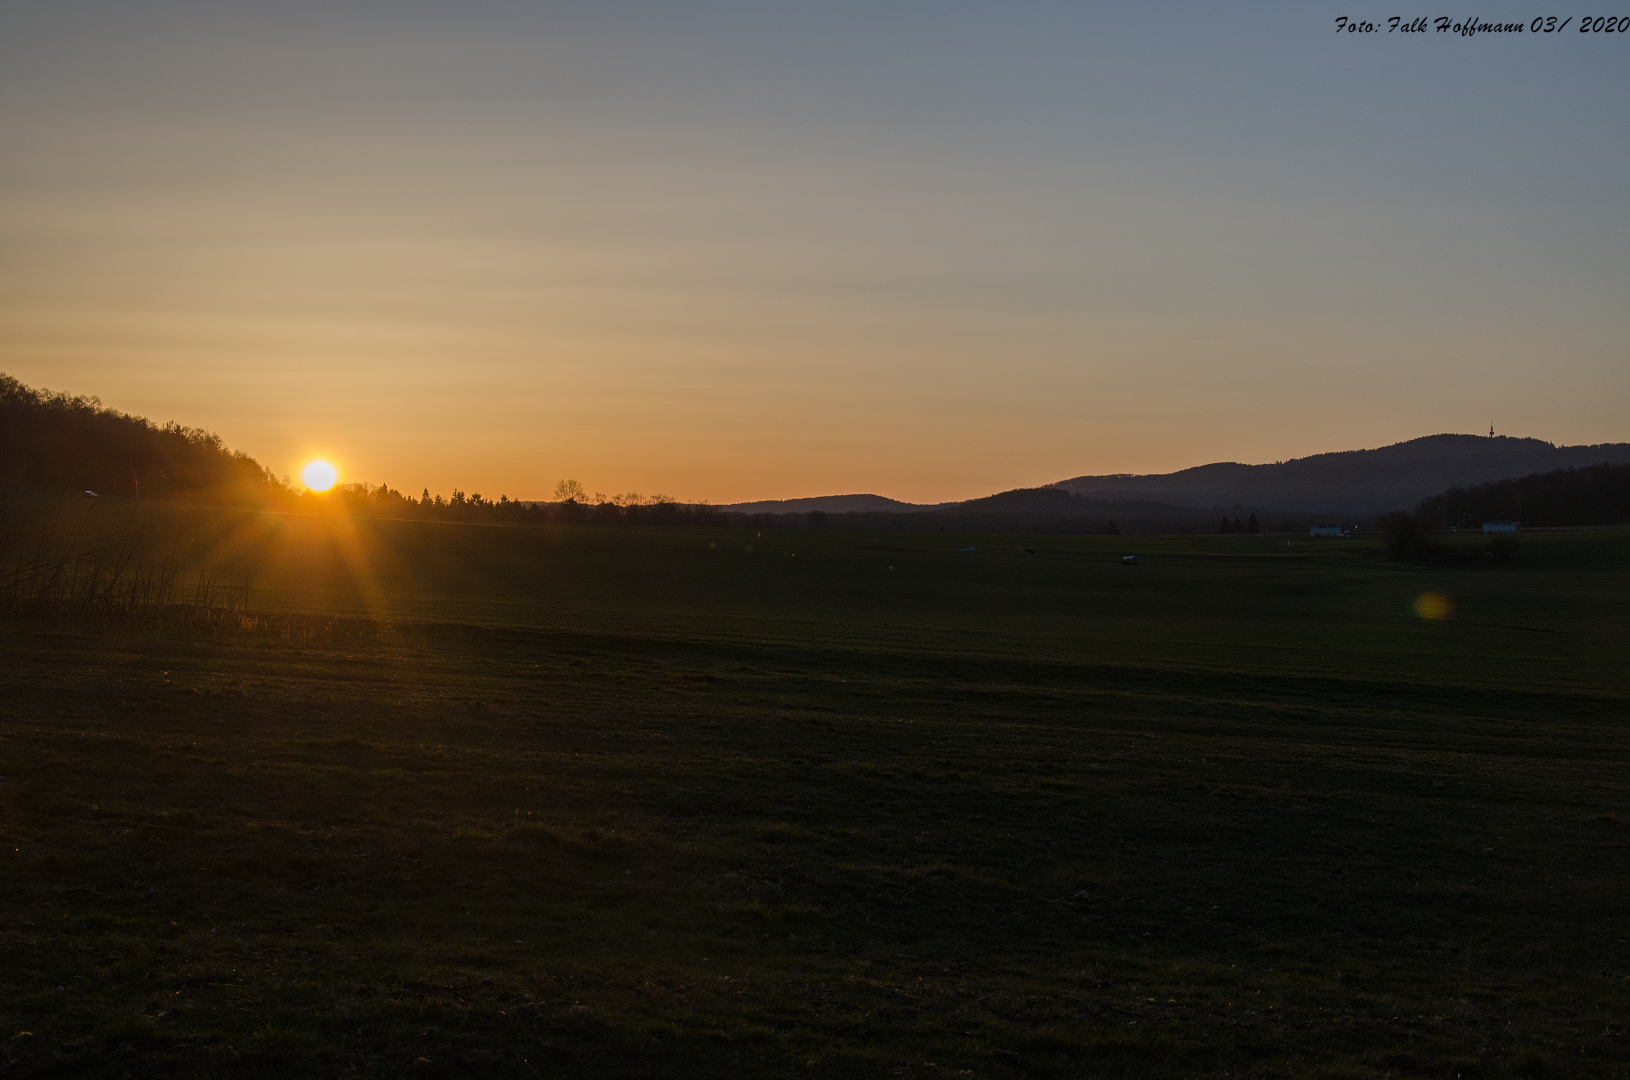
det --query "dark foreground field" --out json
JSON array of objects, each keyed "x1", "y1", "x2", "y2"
[{"x1": 2, "y1": 512, "x2": 1628, "y2": 1078}]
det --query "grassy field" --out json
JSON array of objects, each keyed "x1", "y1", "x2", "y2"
[{"x1": 2, "y1": 503, "x2": 1627, "y2": 1077}]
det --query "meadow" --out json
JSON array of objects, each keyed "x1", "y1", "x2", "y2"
[{"x1": 2, "y1": 497, "x2": 1627, "y2": 1077}]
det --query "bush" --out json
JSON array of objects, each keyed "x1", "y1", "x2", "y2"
[{"x1": 1380, "y1": 511, "x2": 1438, "y2": 562}]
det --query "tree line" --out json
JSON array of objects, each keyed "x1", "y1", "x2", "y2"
[
  {"x1": 1414, "y1": 462, "x2": 1630, "y2": 528},
  {"x1": 0, "y1": 374, "x2": 724, "y2": 525},
  {"x1": 1378, "y1": 462, "x2": 1629, "y2": 564},
  {"x1": 319, "y1": 481, "x2": 726, "y2": 526}
]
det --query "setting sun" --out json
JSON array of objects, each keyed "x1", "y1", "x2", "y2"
[{"x1": 301, "y1": 460, "x2": 338, "y2": 492}]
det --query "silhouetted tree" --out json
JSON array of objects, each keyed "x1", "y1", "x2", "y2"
[
  {"x1": 1218, "y1": 516, "x2": 1230, "y2": 534},
  {"x1": 1103, "y1": 519, "x2": 1120, "y2": 535},
  {"x1": 1247, "y1": 513, "x2": 1260, "y2": 533}
]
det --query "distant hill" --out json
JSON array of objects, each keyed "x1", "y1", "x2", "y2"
[
  {"x1": 931, "y1": 486, "x2": 1185, "y2": 520},
  {"x1": 1416, "y1": 462, "x2": 1630, "y2": 528},
  {"x1": 723, "y1": 435, "x2": 1630, "y2": 523},
  {"x1": 722, "y1": 485, "x2": 1232, "y2": 535},
  {"x1": 1053, "y1": 435, "x2": 1630, "y2": 514},
  {"x1": 720, "y1": 493, "x2": 941, "y2": 515}
]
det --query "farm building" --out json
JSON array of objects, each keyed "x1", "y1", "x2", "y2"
[
  {"x1": 1309, "y1": 525, "x2": 1344, "y2": 537},
  {"x1": 1482, "y1": 520, "x2": 1520, "y2": 534}
]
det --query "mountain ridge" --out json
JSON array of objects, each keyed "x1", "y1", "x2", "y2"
[
  {"x1": 1051, "y1": 434, "x2": 1630, "y2": 513},
  {"x1": 718, "y1": 434, "x2": 1630, "y2": 517},
  {"x1": 719, "y1": 493, "x2": 948, "y2": 515}
]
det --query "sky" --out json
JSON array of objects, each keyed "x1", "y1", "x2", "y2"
[{"x1": 1, "y1": 2, "x2": 1626, "y2": 503}]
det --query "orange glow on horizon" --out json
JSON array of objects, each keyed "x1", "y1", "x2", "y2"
[{"x1": 2, "y1": 8, "x2": 1622, "y2": 505}]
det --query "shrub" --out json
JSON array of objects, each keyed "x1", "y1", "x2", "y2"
[{"x1": 1380, "y1": 511, "x2": 1438, "y2": 562}]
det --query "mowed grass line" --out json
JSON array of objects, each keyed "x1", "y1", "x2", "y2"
[{"x1": 2, "y1": 604, "x2": 1627, "y2": 1078}]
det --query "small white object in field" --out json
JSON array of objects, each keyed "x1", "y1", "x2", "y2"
[
  {"x1": 1121, "y1": 555, "x2": 1138, "y2": 565},
  {"x1": 83, "y1": 490, "x2": 97, "y2": 498}
]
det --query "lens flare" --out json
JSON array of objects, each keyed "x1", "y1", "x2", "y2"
[
  {"x1": 1412, "y1": 591, "x2": 1453, "y2": 620},
  {"x1": 302, "y1": 460, "x2": 338, "y2": 492}
]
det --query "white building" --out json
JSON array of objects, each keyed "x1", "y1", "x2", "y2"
[
  {"x1": 1482, "y1": 520, "x2": 1520, "y2": 534},
  {"x1": 1309, "y1": 525, "x2": 1344, "y2": 537}
]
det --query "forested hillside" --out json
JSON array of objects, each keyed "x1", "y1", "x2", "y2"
[
  {"x1": 0, "y1": 374, "x2": 281, "y2": 502},
  {"x1": 1054, "y1": 434, "x2": 1630, "y2": 513},
  {"x1": 1415, "y1": 462, "x2": 1630, "y2": 527}
]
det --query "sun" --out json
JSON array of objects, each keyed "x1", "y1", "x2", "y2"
[{"x1": 302, "y1": 460, "x2": 338, "y2": 492}]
